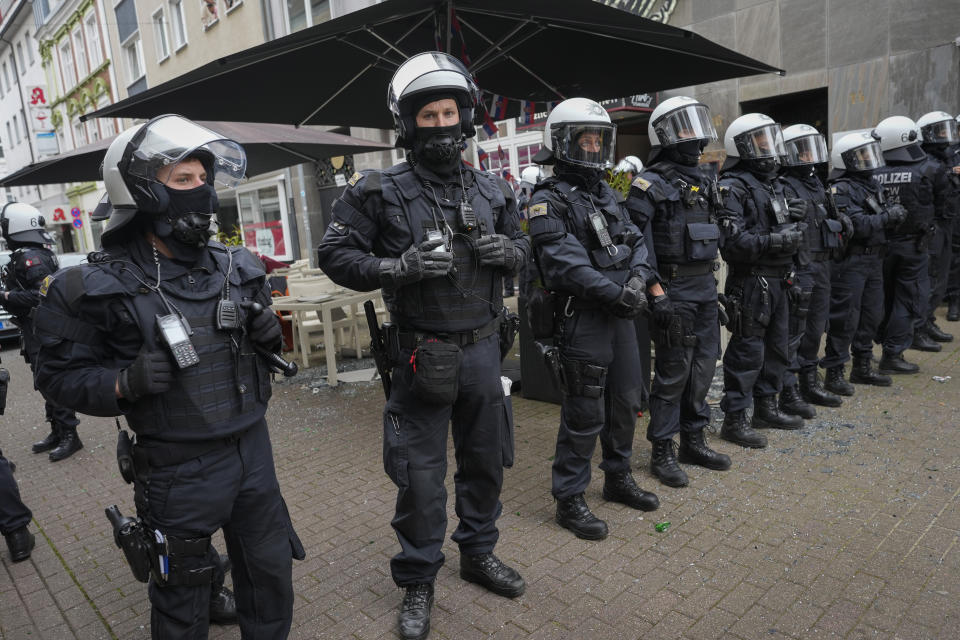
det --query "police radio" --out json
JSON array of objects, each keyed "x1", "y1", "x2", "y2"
[
  {"x1": 458, "y1": 200, "x2": 477, "y2": 232},
  {"x1": 156, "y1": 314, "x2": 199, "y2": 368}
]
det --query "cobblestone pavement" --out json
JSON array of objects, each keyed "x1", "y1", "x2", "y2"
[{"x1": 2, "y1": 312, "x2": 960, "y2": 639}]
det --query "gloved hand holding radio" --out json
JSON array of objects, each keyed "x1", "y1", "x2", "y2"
[
  {"x1": 118, "y1": 349, "x2": 174, "y2": 401},
  {"x1": 379, "y1": 238, "x2": 453, "y2": 287}
]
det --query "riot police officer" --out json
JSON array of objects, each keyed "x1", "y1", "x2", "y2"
[
  {"x1": 917, "y1": 111, "x2": 960, "y2": 342},
  {"x1": 528, "y1": 97, "x2": 661, "y2": 539},
  {"x1": 946, "y1": 113, "x2": 960, "y2": 322},
  {"x1": 316, "y1": 52, "x2": 527, "y2": 640},
  {"x1": 34, "y1": 115, "x2": 302, "y2": 639},
  {"x1": 822, "y1": 132, "x2": 903, "y2": 393},
  {"x1": 717, "y1": 114, "x2": 805, "y2": 448},
  {"x1": 624, "y1": 96, "x2": 731, "y2": 488},
  {"x1": 0, "y1": 203, "x2": 83, "y2": 461},
  {"x1": 777, "y1": 125, "x2": 849, "y2": 411},
  {"x1": 614, "y1": 155, "x2": 644, "y2": 183},
  {"x1": 873, "y1": 116, "x2": 945, "y2": 372},
  {"x1": 1, "y1": 448, "x2": 34, "y2": 562}
]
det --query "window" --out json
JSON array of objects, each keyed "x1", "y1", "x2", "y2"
[
  {"x1": 224, "y1": 0, "x2": 242, "y2": 13},
  {"x1": 19, "y1": 110, "x2": 27, "y2": 138},
  {"x1": 86, "y1": 119, "x2": 100, "y2": 143},
  {"x1": 72, "y1": 28, "x2": 88, "y2": 79},
  {"x1": 5, "y1": 123, "x2": 11, "y2": 148},
  {"x1": 100, "y1": 115, "x2": 117, "y2": 138},
  {"x1": 13, "y1": 115, "x2": 20, "y2": 145},
  {"x1": 0, "y1": 142, "x2": 4, "y2": 159},
  {"x1": 1, "y1": 62, "x2": 8, "y2": 93},
  {"x1": 85, "y1": 13, "x2": 103, "y2": 68},
  {"x1": 153, "y1": 9, "x2": 171, "y2": 61},
  {"x1": 59, "y1": 40, "x2": 76, "y2": 91},
  {"x1": 169, "y1": 0, "x2": 188, "y2": 50},
  {"x1": 25, "y1": 33, "x2": 35, "y2": 66},
  {"x1": 9, "y1": 52, "x2": 16, "y2": 76},
  {"x1": 122, "y1": 34, "x2": 145, "y2": 86},
  {"x1": 236, "y1": 181, "x2": 292, "y2": 259},
  {"x1": 285, "y1": 0, "x2": 329, "y2": 32},
  {"x1": 16, "y1": 43, "x2": 25, "y2": 74},
  {"x1": 481, "y1": 145, "x2": 511, "y2": 175},
  {"x1": 201, "y1": 0, "x2": 219, "y2": 29},
  {"x1": 516, "y1": 143, "x2": 540, "y2": 173},
  {"x1": 73, "y1": 119, "x2": 88, "y2": 148}
]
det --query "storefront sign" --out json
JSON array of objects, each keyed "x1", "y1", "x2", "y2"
[{"x1": 244, "y1": 220, "x2": 285, "y2": 257}]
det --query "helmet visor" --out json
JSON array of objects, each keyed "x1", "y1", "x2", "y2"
[
  {"x1": 842, "y1": 141, "x2": 885, "y2": 171},
  {"x1": 388, "y1": 52, "x2": 477, "y2": 115},
  {"x1": 921, "y1": 119, "x2": 959, "y2": 145},
  {"x1": 733, "y1": 124, "x2": 784, "y2": 160},
  {"x1": 127, "y1": 115, "x2": 247, "y2": 188},
  {"x1": 782, "y1": 133, "x2": 829, "y2": 166},
  {"x1": 653, "y1": 104, "x2": 717, "y2": 146},
  {"x1": 552, "y1": 122, "x2": 617, "y2": 169}
]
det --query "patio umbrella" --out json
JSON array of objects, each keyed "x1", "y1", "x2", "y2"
[
  {"x1": 84, "y1": 0, "x2": 782, "y2": 128},
  {"x1": 0, "y1": 122, "x2": 392, "y2": 186}
]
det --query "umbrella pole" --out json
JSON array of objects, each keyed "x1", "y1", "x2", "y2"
[{"x1": 446, "y1": 0, "x2": 453, "y2": 54}]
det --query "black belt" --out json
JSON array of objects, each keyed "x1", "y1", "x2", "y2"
[
  {"x1": 730, "y1": 264, "x2": 793, "y2": 278},
  {"x1": 847, "y1": 244, "x2": 886, "y2": 257},
  {"x1": 133, "y1": 431, "x2": 247, "y2": 469},
  {"x1": 658, "y1": 261, "x2": 718, "y2": 280},
  {"x1": 398, "y1": 316, "x2": 499, "y2": 350},
  {"x1": 810, "y1": 251, "x2": 832, "y2": 262}
]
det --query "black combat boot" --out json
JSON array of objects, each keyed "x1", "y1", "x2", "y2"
[
  {"x1": 849, "y1": 357, "x2": 892, "y2": 387},
  {"x1": 798, "y1": 368, "x2": 842, "y2": 407},
  {"x1": 878, "y1": 351, "x2": 920, "y2": 375},
  {"x1": 752, "y1": 395, "x2": 803, "y2": 430},
  {"x1": 460, "y1": 553, "x2": 526, "y2": 598},
  {"x1": 824, "y1": 366, "x2": 855, "y2": 396},
  {"x1": 678, "y1": 430, "x2": 731, "y2": 470},
  {"x1": 926, "y1": 321, "x2": 953, "y2": 342},
  {"x1": 4, "y1": 526, "x2": 35, "y2": 562},
  {"x1": 398, "y1": 583, "x2": 434, "y2": 640},
  {"x1": 649, "y1": 439, "x2": 688, "y2": 487},
  {"x1": 556, "y1": 494, "x2": 609, "y2": 540},
  {"x1": 778, "y1": 385, "x2": 817, "y2": 419},
  {"x1": 48, "y1": 426, "x2": 82, "y2": 462},
  {"x1": 209, "y1": 586, "x2": 238, "y2": 625},
  {"x1": 719, "y1": 410, "x2": 767, "y2": 449},
  {"x1": 31, "y1": 424, "x2": 60, "y2": 454},
  {"x1": 910, "y1": 329, "x2": 941, "y2": 352},
  {"x1": 948, "y1": 298, "x2": 960, "y2": 322},
  {"x1": 602, "y1": 472, "x2": 660, "y2": 511}
]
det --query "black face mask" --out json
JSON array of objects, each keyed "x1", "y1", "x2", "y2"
[
  {"x1": 413, "y1": 124, "x2": 463, "y2": 175},
  {"x1": 665, "y1": 139, "x2": 705, "y2": 166},
  {"x1": 153, "y1": 183, "x2": 217, "y2": 262},
  {"x1": 786, "y1": 165, "x2": 815, "y2": 179},
  {"x1": 745, "y1": 157, "x2": 781, "y2": 178},
  {"x1": 556, "y1": 162, "x2": 605, "y2": 191}
]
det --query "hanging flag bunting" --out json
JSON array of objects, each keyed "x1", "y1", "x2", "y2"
[
  {"x1": 546, "y1": 101, "x2": 560, "y2": 114},
  {"x1": 519, "y1": 100, "x2": 537, "y2": 125},
  {"x1": 482, "y1": 110, "x2": 499, "y2": 136},
  {"x1": 477, "y1": 147, "x2": 489, "y2": 171},
  {"x1": 497, "y1": 144, "x2": 506, "y2": 166},
  {"x1": 490, "y1": 94, "x2": 509, "y2": 121},
  {"x1": 450, "y1": 9, "x2": 472, "y2": 68}
]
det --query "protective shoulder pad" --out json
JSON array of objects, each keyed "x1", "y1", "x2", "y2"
[{"x1": 631, "y1": 172, "x2": 669, "y2": 203}]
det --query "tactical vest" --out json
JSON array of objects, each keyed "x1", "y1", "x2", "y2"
[
  {"x1": 368, "y1": 163, "x2": 505, "y2": 332},
  {"x1": 642, "y1": 162, "x2": 719, "y2": 263},
  {"x1": 4, "y1": 246, "x2": 59, "y2": 320},
  {"x1": 830, "y1": 176, "x2": 886, "y2": 248},
  {"x1": 721, "y1": 168, "x2": 794, "y2": 266},
  {"x1": 84, "y1": 245, "x2": 270, "y2": 441},
  {"x1": 872, "y1": 161, "x2": 935, "y2": 237},
  {"x1": 780, "y1": 173, "x2": 842, "y2": 258}
]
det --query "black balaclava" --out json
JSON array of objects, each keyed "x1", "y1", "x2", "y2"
[
  {"x1": 786, "y1": 165, "x2": 815, "y2": 180},
  {"x1": 151, "y1": 182, "x2": 218, "y2": 263},
  {"x1": 410, "y1": 93, "x2": 463, "y2": 176},
  {"x1": 665, "y1": 139, "x2": 706, "y2": 166},
  {"x1": 556, "y1": 161, "x2": 605, "y2": 193},
  {"x1": 744, "y1": 157, "x2": 781, "y2": 180},
  {"x1": 923, "y1": 142, "x2": 950, "y2": 161}
]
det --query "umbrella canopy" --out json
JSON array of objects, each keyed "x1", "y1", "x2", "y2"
[
  {"x1": 84, "y1": 0, "x2": 781, "y2": 128},
  {"x1": 0, "y1": 121, "x2": 392, "y2": 186}
]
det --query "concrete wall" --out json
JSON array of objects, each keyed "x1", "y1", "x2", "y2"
[{"x1": 671, "y1": 0, "x2": 960, "y2": 150}]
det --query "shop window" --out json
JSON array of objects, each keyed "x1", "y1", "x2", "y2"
[{"x1": 235, "y1": 181, "x2": 292, "y2": 260}]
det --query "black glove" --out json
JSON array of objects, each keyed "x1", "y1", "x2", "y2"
[
  {"x1": 378, "y1": 238, "x2": 453, "y2": 287},
  {"x1": 609, "y1": 276, "x2": 647, "y2": 319},
  {"x1": 650, "y1": 293, "x2": 673, "y2": 327},
  {"x1": 768, "y1": 228, "x2": 803, "y2": 254},
  {"x1": 882, "y1": 204, "x2": 908, "y2": 229},
  {"x1": 786, "y1": 281, "x2": 803, "y2": 305},
  {"x1": 476, "y1": 234, "x2": 519, "y2": 271},
  {"x1": 837, "y1": 212, "x2": 855, "y2": 240},
  {"x1": 717, "y1": 295, "x2": 730, "y2": 327},
  {"x1": 247, "y1": 305, "x2": 282, "y2": 348},
  {"x1": 118, "y1": 349, "x2": 174, "y2": 402},
  {"x1": 787, "y1": 198, "x2": 808, "y2": 222}
]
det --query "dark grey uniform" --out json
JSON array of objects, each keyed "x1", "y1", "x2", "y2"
[{"x1": 316, "y1": 160, "x2": 528, "y2": 587}]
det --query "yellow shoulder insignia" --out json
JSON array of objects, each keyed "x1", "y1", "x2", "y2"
[
  {"x1": 631, "y1": 176, "x2": 651, "y2": 191},
  {"x1": 529, "y1": 203, "x2": 548, "y2": 218},
  {"x1": 39, "y1": 275, "x2": 53, "y2": 297},
  {"x1": 347, "y1": 172, "x2": 363, "y2": 187},
  {"x1": 690, "y1": 185, "x2": 699, "y2": 192},
  {"x1": 830, "y1": 186, "x2": 838, "y2": 194}
]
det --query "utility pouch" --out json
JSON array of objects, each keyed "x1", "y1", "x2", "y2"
[
  {"x1": 538, "y1": 343, "x2": 565, "y2": 393},
  {"x1": 685, "y1": 222, "x2": 720, "y2": 261},
  {"x1": 821, "y1": 218, "x2": 843, "y2": 249},
  {"x1": 722, "y1": 291, "x2": 742, "y2": 335},
  {"x1": 384, "y1": 323, "x2": 400, "y2": 366},
  {"x1": 409, "y1": 339, "x2": 462, "y2": 404},
  {"x1": 0, "y1": 368, "x2": 8, "y2": 415},
  {"x1": 527, "y1": 287, "x2": 558, "y2": 339},
  {"x1": 116, "y1": 429, "x2": 136, "y2": 485},
  {"x1": 756, "y1": 287, "x2": 771, "y2": 328},
  {"x1": 498, "y1": 308, "x2": 520, "y2": 362},
  {"x1": 105, "y1": 506, "x2": 154, "y2": 584},
  {"x1": 560, "y1": 356, "x2": 606, "y2": 398}
]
